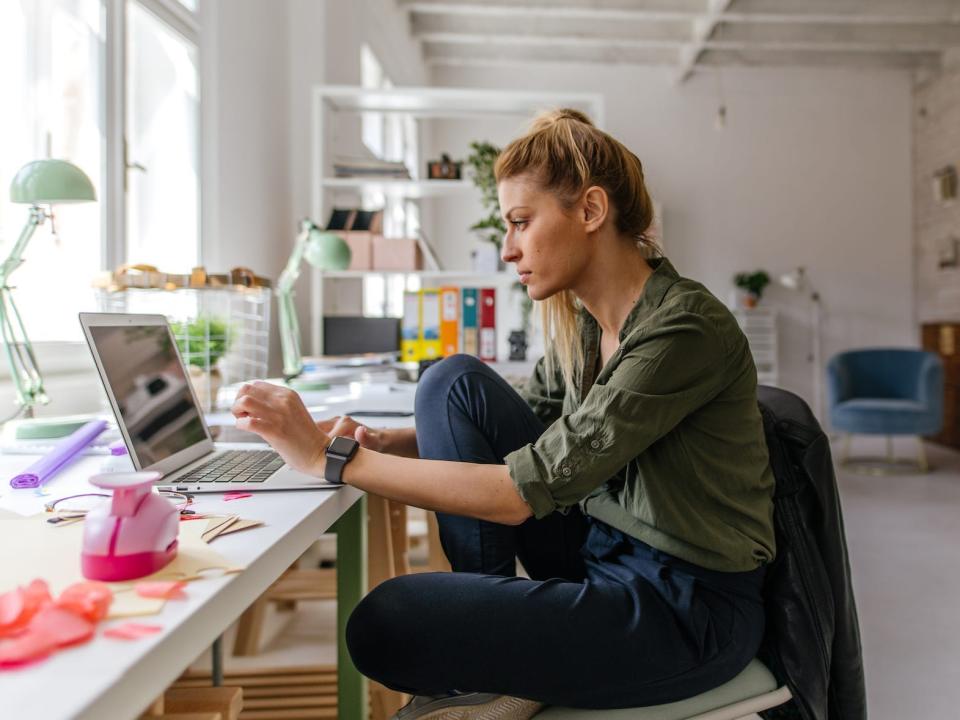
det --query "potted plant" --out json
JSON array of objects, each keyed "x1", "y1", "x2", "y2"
[
  {"x1": 733, "y1": 270, "x2": 771, "y2": 309},
  {"x1": 170, "y1": 316, "x2": 231, "y2": 409},
  {"x1": 466, "y1": 141, "x2": 506, "y2": 271}
]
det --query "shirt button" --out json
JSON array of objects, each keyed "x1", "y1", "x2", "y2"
[
  {"x1": 561, "y1": 466, "x2": 572, "y2": 477},
  {"x1": 590, "y1": 439, "x2": 601, "y2": 450}
]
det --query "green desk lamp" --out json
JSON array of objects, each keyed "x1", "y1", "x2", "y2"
[
  {"x1": 5, "y1": 159, "x2": 97, "y2": 413},
  {"x1": 277, "y1": 218, "x2": 351, "y2": 378}
]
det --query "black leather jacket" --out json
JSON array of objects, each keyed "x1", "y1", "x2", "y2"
[{"x1": 757, "y1": 386, "x2": 867, "y2": 720}]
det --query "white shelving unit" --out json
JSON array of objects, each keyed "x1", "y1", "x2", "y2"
[
  {"x1": 320, "y1": 177, "x2": 474, "y2": 198},
  {"x1": 734, "y1": 308, "x2": 779, "y2": 386},
  {"x1": 310, "y1": 85, "x2": 605, "y2": 357}
]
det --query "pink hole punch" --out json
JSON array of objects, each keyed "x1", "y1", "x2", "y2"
[{"x1": 81, "y1": 472, "x2": 179, "y2": 582}]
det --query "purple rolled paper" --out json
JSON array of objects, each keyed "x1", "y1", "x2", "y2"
[{"x1": 9, "y1": 419, "x2": 108, "y2": 489}]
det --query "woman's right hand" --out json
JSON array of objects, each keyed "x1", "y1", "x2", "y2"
[{"x1": 316, "y1": 416, "x2": 386, "y2": 453}]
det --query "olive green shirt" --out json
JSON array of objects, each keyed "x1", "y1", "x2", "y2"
[{"x1": 506, "y1": 257, "x2": 776, "y2": 572}]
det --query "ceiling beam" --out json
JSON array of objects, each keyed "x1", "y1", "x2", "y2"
[
  {"x1": 726, "y1": 0, "x2": 960, "y2": 24},
  {"x1": 399, "y1": 0, "x2": 705, "y2": 22},
  {"x1": 411, "y1": 11, "x2": 693, "y2": 43},
  {"x1": 715, "y1": 21, "x2": 960, "y2": 50},
  {"x1": 424, "y1": 42, "x2": 939, "y2": 71},
  {"x1": 699, "y1": 46, "x2": 941, "y2": 70},
  {"x1": 422, "y1": 40, "x2": 678, "y2": 66},
  {"x1": 677, "y1": 0, "x2": 733, "y2": 83}
]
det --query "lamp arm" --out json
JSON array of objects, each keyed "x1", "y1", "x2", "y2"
[
  {"x1": 277, "y1": 219, "x2": 318, "y2": 378},
  {"x1": 0, "y1": 207, "x2": 45, "y2": 285}
]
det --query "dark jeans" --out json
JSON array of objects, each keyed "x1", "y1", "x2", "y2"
[{"x1": 345, "y1": 355, "x2": 766, "y2": 709}]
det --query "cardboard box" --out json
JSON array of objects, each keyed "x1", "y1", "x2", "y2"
[
  {"x1": 372, "y1": 236, "x2": 423, "y2": 271},
  {"x1": 338, "y1": 231, "x2": 373, "y2": 270}
]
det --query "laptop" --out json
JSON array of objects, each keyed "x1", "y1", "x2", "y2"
[{"x1": 79, "y1": 312, "x2": 337, "y2": 493}]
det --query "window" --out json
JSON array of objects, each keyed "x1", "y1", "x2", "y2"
[
  {"x1": 126, "y1": 0, "x2": 200, "y2": 271},
  {"x1": 0, "y1": 0, "x2": 200, "y2": 343},
  {"x1": 0, "y1": 0, "x2": 104, "y2": 342}
]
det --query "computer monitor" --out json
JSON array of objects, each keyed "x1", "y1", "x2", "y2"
[{"x1": 322, "y1": 316, "x2": 400, "y2": 356}]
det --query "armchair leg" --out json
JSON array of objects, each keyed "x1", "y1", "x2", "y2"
[
  {"x1": 917, "y1": 436, "x2": 930, "y2": 473},
  {"x1": 838, "y1": 433, "x2": 932, "y2": 475}
]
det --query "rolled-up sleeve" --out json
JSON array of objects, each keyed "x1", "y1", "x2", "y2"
[{"x1": 505, "y1": 311, "x2": 730, "y2": 518}]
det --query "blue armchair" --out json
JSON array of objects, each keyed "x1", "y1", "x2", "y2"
[{"x1": 827, "y1": 348, "x2": 944, "y2": 472}]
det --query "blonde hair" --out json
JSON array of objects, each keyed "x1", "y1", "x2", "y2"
[{"x1": 495, "y1": 108, "x2": 658, "y2": 389}]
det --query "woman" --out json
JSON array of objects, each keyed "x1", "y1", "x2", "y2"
[{"x1": 231, "y1": 110, "x2": 775, "y2": 718}]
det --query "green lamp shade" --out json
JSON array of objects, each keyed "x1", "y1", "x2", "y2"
[
  {"x1": 10, "y1": 159, "x2": 97, "y2": 204},
  {"x1": 304, "y1": 229, "x2": 352, "y2": 271}
]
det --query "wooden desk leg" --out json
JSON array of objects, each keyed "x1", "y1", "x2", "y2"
[{"x1": 334, "y1": 496, "x2": 368, "y2": 720}]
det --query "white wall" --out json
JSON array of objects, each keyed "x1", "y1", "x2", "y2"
[
  {"x1": 429, "y1": 63, "x2": 916, "y2": 417},
  {"x1": 201, "y1": 0, "x2": 293, "y2": 378},
  {"x1": 203, "y1": 0, "x2": 428, "y2": 374}
]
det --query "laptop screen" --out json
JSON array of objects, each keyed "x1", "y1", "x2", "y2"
[{"x1": 87, "y1": 324, "x2": 210, "y2": 466}]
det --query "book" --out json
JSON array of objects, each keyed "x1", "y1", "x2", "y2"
[
  {"x1": 440, "y1": 287, "x2": 460, "y2": 357},
  {"x1": 420, "y1": 289, "x2": 443, "y2": 360},
  {"x1": 479, "y1": 288, "x2": 496, "y2": 362},
  {"x1": 461, "y1": 288, "x2": 479, "y2": 357},
  {"x1": 401, "y1": 291, "x2": 421, "y2": 362}
]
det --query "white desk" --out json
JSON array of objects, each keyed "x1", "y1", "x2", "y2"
[{"x1": 0, "y1": 379, "x2": 421, "y2": 720}]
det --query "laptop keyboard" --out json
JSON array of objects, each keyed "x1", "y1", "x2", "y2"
[{"x1": 179, "y1": 450, "x2": 283, "y2": 483}]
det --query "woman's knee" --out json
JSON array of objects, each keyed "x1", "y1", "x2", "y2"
[
  {"x1": 345, "y1": 575, "x2": 425, "y2": 682},
  {"x1": 416, "y1": 354, "x2": 489, "y2": 403}
]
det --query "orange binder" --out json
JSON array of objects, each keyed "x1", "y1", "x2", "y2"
[{"x1": 440, "y1": 286, "x2": 460, "y2": 357}]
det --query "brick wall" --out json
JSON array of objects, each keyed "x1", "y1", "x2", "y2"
[{"x1": 915, "y1": 68, "x2": 960, "y2": 323}]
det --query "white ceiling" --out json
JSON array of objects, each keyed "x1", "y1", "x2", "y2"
[{"x1": 398, "y1": 0, "x2": 960, "y2": 81}]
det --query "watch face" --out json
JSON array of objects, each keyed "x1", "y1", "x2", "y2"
[{"x1": 328, "y1": 435, "x2": 359, "y2": 457}]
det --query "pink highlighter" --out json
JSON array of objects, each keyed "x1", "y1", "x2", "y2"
[{"x1": 81, "y1": 472, "x2": 179, "y2": 581}]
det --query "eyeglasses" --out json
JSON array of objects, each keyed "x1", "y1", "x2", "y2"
[{"x1": 44, "y1": 490, "x2": 193, "y2": 525}]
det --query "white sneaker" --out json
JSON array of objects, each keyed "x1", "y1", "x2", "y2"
[{"x1": 392, "y1": 692, "x2": 544, "y2": 720}]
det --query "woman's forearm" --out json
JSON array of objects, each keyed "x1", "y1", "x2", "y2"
[{"x1": 340, "y1": 448, "x2": 532, "y2": 526}]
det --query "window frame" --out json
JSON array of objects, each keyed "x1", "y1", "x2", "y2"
[{"x1": 0, "y1": 0, "x2": 201, "y2": 383}]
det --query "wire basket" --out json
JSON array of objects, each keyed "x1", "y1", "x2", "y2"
[{"x1": 96, "y1": 284, "x2": 271, "y2": 411}]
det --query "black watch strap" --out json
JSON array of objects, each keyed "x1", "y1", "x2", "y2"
[{"x1": 325, "y1": 436, "x2": 360, "y2": 485}]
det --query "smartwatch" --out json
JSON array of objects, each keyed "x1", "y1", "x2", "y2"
[{"x1": 324, "y1": 436, "x2": 360, "y2": 485}]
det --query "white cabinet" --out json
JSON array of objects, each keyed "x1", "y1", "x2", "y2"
[
  {"x1": 734, "y1": 308, "x2": 779, "y2": 386},
  {"x1": 309, "y1": 85, "x2": 604, "y2": 357}
]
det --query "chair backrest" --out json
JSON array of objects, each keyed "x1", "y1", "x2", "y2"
[
  {"x1": 828, "y1": 348, "x2": 938, "y2": 401},
  {"x1": 756, "y1": 385, "x2": 867, "y2": 720}
]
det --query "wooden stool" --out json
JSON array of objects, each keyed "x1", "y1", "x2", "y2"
[
  {"x1": 233, "y1": 496, "x2": 413, "y2": 656},
  {"x1": 141, "y1": 686, "x2": 242, "y2": 720},
  {"x1": 172, "y1": 664, "x2": 337, "y2": 720}
]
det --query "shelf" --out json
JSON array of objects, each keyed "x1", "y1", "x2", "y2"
[
  {"x1": 322, "y1": 177, "x2": 473, "y2": 198},
  {"x1": 316, "y1": 85, "x2": 604, "y2": 122},
  {"x1": 317, "y1": 270, "x2": 516, "y2": 281}
]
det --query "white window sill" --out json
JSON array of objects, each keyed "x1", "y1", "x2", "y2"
[{"x1": 0, "y1": 342, "x2": 105, "y2": 419}]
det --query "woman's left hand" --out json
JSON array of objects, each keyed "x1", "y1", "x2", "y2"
[{"x1": 231, "y1": 381, "x2": 330, "y2": 475}]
